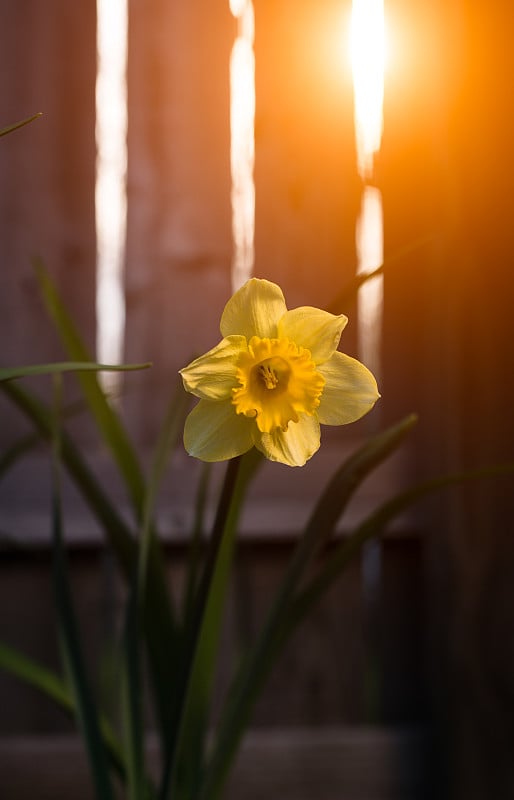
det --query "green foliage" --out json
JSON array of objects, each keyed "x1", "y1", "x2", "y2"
[
  {"x1": 50, "y1": 376, "x2": 115, "y2": 800},
  {"x1": 0, "y1": 361, "x2": 151, "y2": 382},
  {"x1": 0, "y1": 112, "x2": 42, "y2": 138},
  {"x1": 1, "y1": 167, "x2": 512, "y2": 796},
  {"x1": 3, "y1": 259, "x2": 514, "y2": 800}
]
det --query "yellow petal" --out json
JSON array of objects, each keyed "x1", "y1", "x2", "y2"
[
  {"x1": 220, "y1": 278, "x2": 287, "y2": 340},
  {"x1": 254, "y1": 414, "x2": 321, "y2": 467},
  {"x1": 317, "y1": 351, "x2": 380, "y2": 425},
  {"x1": 278, "y1": 307, "x2": 348, "y2": 364},
  {"x1": 184, "y1": 399, "x2": 254, "y2": 461},
  {"x1": 179, "y1": 336, "x2": 247, "y2": 400}
]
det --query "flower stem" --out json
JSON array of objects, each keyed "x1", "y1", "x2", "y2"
[{"x1": 160, "y1": 454, "x2": 257, "y2": 800}]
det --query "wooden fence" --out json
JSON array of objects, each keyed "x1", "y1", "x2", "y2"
[{"x1": 1, "y1": 1, "x2": 514, "y2": 798}]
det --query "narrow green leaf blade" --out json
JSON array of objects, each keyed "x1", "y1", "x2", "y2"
[
  {"x1": 33, "y1": 259, "x2": 147, "y2": 518},
  {"x1": 120, "y1": 590, "x2": 146, "y2": 800},
  {"x1": 33, "y1": 261, "x2": 180, "y2": 742},
  {"x1": 0, "y1": 430, "x2": 41, "y2": 481},
  {"x1": 137, "y1": 380, "x2": 190, "y2": 604},
  {"x1": 0, "y1": 112, "x2": 42, "y2": 137},
  {"x1": 0, "y1": 361, "x2": 151, "y2": 382},
  {"x1": 296, "y1": 461, "x2": 514, "y2": 622},
  {"x1": 0, "y1": 398, "x2": 85, "y2": 484},
  {"x1": 161, "y1": 450, "x2": 261, "y2": 799},
  {"x1": 181, "y1": 462, "x2": 212, "y2": 624},
  {"x1": 200, "y1": 415, "x2": 418, "y2": 799},
  {"x1": 0, "y1": 641, "x2": 126, "y2": 780},
  {"x1": 131, "y1": 381, "x2": 190, "y2": 761},
  {"x1": 1, "y1": 380, "x2": 136, "y2": 574},
  {"x1": 0, "y1": 378, "x2": 179, "y2": 764},
  {"x1": 326, "y1": 236, "x2": 435, "y2": 313},
  {"x1": 0, "y1": 640, "x2": 72, "y2": 710},
  {"x1": 303, "y1": 414, "x2": 418, "y2": 551},
  {"x1": 50, "y1": 377, "x2": 114, "y2": 800}
]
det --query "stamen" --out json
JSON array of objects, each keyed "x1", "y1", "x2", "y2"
[{"x1": 258, "y1": 363, "x2": 279, "y2": 389}]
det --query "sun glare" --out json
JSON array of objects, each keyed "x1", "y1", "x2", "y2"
[
  {"x1": 95, "y1": 0, "x2": 128, "y2": 394},
  {"x1": 350, "y1": 0, "x2": 386, "y2": 179},
  {"x1": 229, "y1": 0, "x2": 255, "y2": 293},
  {"x1": 349, "y1": 0, "x2": 386, "y2": 380}
]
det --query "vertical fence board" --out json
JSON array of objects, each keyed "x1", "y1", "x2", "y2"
[
  {"x1": 254, "y1": 0, "x2": 360, "y2": 326},
  {"x1": 0, "y1": 548, "x2": 123, "y2": 735},
  {"x1": 125, "y1": 0, "x2": 234, "y2": 444},
  {"x1": 378, "y1": 538, "x2": 426, "y2": 724},
  {"x1": 0, "y1": 3, "x2": 433, "y2": 795},
  {"x1": 228, "y1": 543, "x2": 366, "y2": 727},
  {"x1": 381, "y1": 2, "x2": 514, "y2": 797},
  {"x1": 0, "y1": 1, "x2": 97, "y2": 441}
]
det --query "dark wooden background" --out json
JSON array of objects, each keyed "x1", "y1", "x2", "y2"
[{"x1": 1, "y1": 1, "x2": 514, "y2": 798}]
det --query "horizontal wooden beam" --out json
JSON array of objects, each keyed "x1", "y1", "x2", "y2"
[{"x1": 0, "y1": 727, "x2": 428, "y2": 800}]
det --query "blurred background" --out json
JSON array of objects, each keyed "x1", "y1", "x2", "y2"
[{"x1": 1, "y1": 1, "x2": 514, "y2": 798}]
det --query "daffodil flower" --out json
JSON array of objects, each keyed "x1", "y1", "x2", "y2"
[{"x1": 179, "y1": 278, "x2": 380, "y2": 467}]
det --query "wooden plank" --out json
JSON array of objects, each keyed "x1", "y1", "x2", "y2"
[
  {"x1": 0, "y1": 541, "x2": 364, "y2": 734},
  {"x1": 124, "y1": 0, "x2": 364, "y2": 447},
  {"x1": 380, "y1": 2, "x2": 514, "y2": 797},
  {"x1": 254, "y1": 0, "x2": 360, "y2": 325},
  {"x1": 0, "y1": 548, "x2": 124, "y2": 735},
  {"x1": 124, "y1": 0, "x2": 234, "y2": 444},
  {"x1": 0, "y1": 1, "x2": 97, "y2": 442},
  {"x1": 213, "y1": 541, "x2": 366, "y2": 727},
  {"x1": 0, "y1": 537, "x2": 426, "y2": 735},
  {"x1": 377, "y1": 538, "x2": 426, "y2": 724},
  {"x1": 0, "y1": 727, "x2": 428, "y2": 800}
]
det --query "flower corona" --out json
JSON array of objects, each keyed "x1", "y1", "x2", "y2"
[
  {"x1": 180, "y1": 278, "x2": 380, "y2": 466},
  {"x1": 232, "y1": 336, "x2": 325, "y2": 433}
]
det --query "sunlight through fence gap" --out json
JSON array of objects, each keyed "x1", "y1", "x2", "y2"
[
  {"x1": 95, "y1": 0, "x2": 128, "y2": 395},
  {"x1": 356, "y1": 186, "x2": 383, "y2": 375},
  {"x1": 229, "y1": 0, "x2": 256, "y2": 292},
  {"x1": 350, "y1": 0, "x2": 385, "y2": 180},
  {"x1": 350, "y1": 0, "x2": 386, "y2": 381}
]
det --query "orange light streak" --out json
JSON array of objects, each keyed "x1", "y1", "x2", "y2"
[
  {"x1": 350, "y1": 0, "x2": 386, "y2": 379},
  {"x1": 229, "y1": 0, "x2": 255, "y2": 292},
  {"x1": 95, "y1": 0, "x2": 128, "y2": 395},
  {"x1": 350, "y1": 0, "x2": 386, "y2": 179}
]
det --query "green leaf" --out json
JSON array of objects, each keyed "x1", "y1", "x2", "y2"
[
  {"x1": 326, "y1": 235, "x2": 435, "y2": 313},
  {"x1": 0, "y1": 641, "x2": 126, "y2": 780},
  {"x1": 33, "y1": 259, "x2": 147, "y2": 520},
  {"x1": 132, "y1": 381, "x2": 191, "y2": 763},
  {"x1": 117, "y1": 379, "x2": 190, "y2": 800},
  {"x1": 50, "y1": 375, "x2": 114, "y2": 800},
  {"x1": 0, "y1": 112, "x2": 42, "y2": 137},
  {"x1": 33, "y1": 260, "x2": 181, "y2": 754},
  {"x1": 0, "y1": 361, "x2": 151, "y2": 382},
  {"x1": 298, "y1": 413, "x2": 418, "y2": 565},
  {"x1": 0, "y1": 398, "x2": 86, "y2": 484},
  {"x1": 295, "y1": 461, "x2": 514, "y2": 621},
  {"x1": 0, "y1": 377, "x2": 179, "y2": 764},
  {"x1": 0, "y1": 430, "x2": 41, "y2": 481},
  {"x1": 181, "y1": 462, "x2": 213, "y2": 625},
  {"x1": 120, "y1": 590, "x2": 147, "y2": 800},
  {"x1": 0, "y1": 639, "x2": 71, "y2": 709},
  {"x1": 234, "y1": 460, "x2": 514, "y2": 756},
  {"x1": 161, "y1": 450, "x2": 262, "y2": 800},
  {"x1": 1, "y1": 380, "x2": 136, "y2": 574},
  {"x1": 200, "y1": 415, "x2": 418, "y2": 800},
  {"x1": 137, "y1": 379, "x2": 190, "y2": 607}
]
